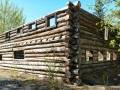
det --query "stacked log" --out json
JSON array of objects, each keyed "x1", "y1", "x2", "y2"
[
  {"x1": 0, "y1": 3, "x2": 74, "y2": 79},
  {"x1": 77, "y1": 1, "x2": 120, "y2": 75},
  {"x1": 0, "y1": 1, "x2": 119, "y2": 86},
  {"x1": 64, "y1": 1, "x2": 82, "y2": 85}
]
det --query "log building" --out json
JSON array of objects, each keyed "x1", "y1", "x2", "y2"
[{"x1": 0, "y1": 1, "x2": 120, "y2": 85}]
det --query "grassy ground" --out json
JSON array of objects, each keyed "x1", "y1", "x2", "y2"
[{"x1": 0, "y1": 68, "x2": 119, "y2": 90}]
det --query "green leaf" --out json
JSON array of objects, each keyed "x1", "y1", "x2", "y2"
[{"x1": 0, "y1": 0, "x2": 26, "y2": 33}]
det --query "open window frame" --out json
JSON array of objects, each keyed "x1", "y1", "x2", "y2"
[{"x1": 45, "y1": 13, "x2": 57, "y2": 29}]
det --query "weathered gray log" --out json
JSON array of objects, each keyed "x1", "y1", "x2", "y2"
[
  {"x1": 66, "y1": 56, "x2": 80, "y2": 65},
  {"x1": 81, "y1": 39, "x2": 103, "y2": 46},
  {"x1": 57, "y1": 13, "x2": 67, "y2": 18},
  {"x1": 79, "y1": 20, "x2": 98, "y2": 30},
  {"x1": 11, "y1": 42, "x2": 65, "y2": 50},
  {"x1": 24, "y1": 56, "x2": 68, "y2": 61},
  {"x1": 0, "y1": 48, "x2": 13, "y2": 52},
  {"x1": 13, "y1": 47, "x2": 25, "y2": 51},
  {"x1": 0, "y1": 66, "x2": 64, "y2": 77},
  {"x1": 14, "y1": 59, "x2": 64, "y2": 63},
  {"x1": 65, "y1": 14, "x2": 73, "y2": 21},
  {"x1": 80, "y1": 28, "x2": 103, "y2": 40},
  {"x1": 80, "y1": 45, "x2": 109, "y2": 51},
  {"x1": 23, "y1": 25, "x2": 29, "y2": 30},
  {"x1": 65, "y1": 69, "x2": 79, "y2": 78},
  {"x1": 2, "y1": 58, "x2": 13, "y2": 61},
  {"x1": 73, "y1": 12, "x2": 78, "y2": 19},
  {"x1": 80, "y1": 38, "x2": 106, "y2": 46},
  {"x1": 0, "y1": 34, "x2": 5, "y2": 38},
  {"x1": 66, "y1": 1, "x2": 74, "y2": 7},
  {"x1": 81, "y1": 28, "x2": 104, "y2": 37},
  {"x1": 0, "y1": 37, "x2": 5, "y2": 40},
  {"x1": 36, "y1": 20, "x2": 45, "y2": 25},
  {"x1": 69, "y1": 39, "x2": 80, "y2": 45},
  {"x1": 71, "y1": 69, "x2": 79, "y2": 75},
  {"x1": 10, "y1": 30, "x2": 17, "y2": 34},
  {"x1": 10, "y1": 25, "x2": 71, "y2": 41},
  {"x1": 24, "y1": 46, "x2": 67, "y2": 53},
  {"x1": 73, "y1": 23, "x2": 80, "y2": 29},
  {"x1": 72, "y1": 33, "x2": 79, "y2": 39},
  {"x1": 36, "y1": 23, "x2": 45, "y2": 29},
  {"x1": 0, "y1": 61, "x2": 65, "y2": 67},
  {"x1": 79, "y1": 9, "x2": 98, "y2": 20},
  {"x1": 15, "y1": 35, "x2": 66, "y2": 47},
  {"x1": 0, "y1": 64, "x2": 66, "y2": 72},
  {"x1": 21, "y1": 23, "x2": 71, "y2": 41},
  {"x1": 71, "y1": 56, "x2": 79, "y2": 63},
  {"x1": 0, "y1": 53, "x2": 4, "y2": 54},
  {"x1": 65, "y1": 66, "x2": 72, "y2": 71},
  {"x1": 67, "y1": 48, "x2": 79, "y2": 55},
  {"x1": 57, "y1": 21, "x2": 72, "y2": 27},
  {"x1": 57, "y1": 14, "x2": 72, "y2": 22},
  {"x1": 25, "y1": 53, "x2": 68, "y2": 57},
  {"x1": 71, "y1": 77, "x2": 82, "y2": 85},
  {"x1": 10, "y1": 33, "x2": 16, "y2": 37},
  {"x1": 23, "y1": 29, "x2": 29, "y2": 33},
  {"x1": 13, "y1": 31, "x2": 68, "y2": 43},
  {"x1": 70, "y1": 64, "x2": 79, "y2": 68},
  {"x1": 66, "y1": 9, "x2": 73, "y2": 15},
  {"x1": 71, "y1": 45, "x2": 79, "y2": 51},
  {"x1": 24, "y1": 42, "x2": 67, "y2": 50},
  {"x1": 73, "y1": 1, "x2": 81, "y2": 7},
  {"x1": 0, "y1": 35, "x2": 67, "y2": 49},
  {"x1": 2, "y1": 54, "x2": 13, "y2": 58},
  {"x1": 4, "y1": 28, "x2": 70, "y2": 44}
]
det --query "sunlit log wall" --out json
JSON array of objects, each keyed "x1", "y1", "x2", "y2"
[
  {"x1": 0, "y1": 2, "x2": 75, "y2": 80},
  {"x1": 0, "y1": 1, "x2": 119, "y2": 85}
]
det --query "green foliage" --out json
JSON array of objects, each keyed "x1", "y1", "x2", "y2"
[
  {"x1": 93, "y1": 0, "x2": 105, "y2": 19},
  {"x1": 103, "y1": 75, "x2": 108, "y2": 86},
  {"x1": 0, "y1": 0, "x2": 26, "y2": 33},
  {"x1": 9, "y1": 64, "x2": 19, "y2": 78},
  {"x1": 88, "y1": 0, "x2": 120, "y2": 50},
  {"x1": 46, "y1": 47, "x2": 62, "y2": 90},
  {"x1": 109, "y1": 40, "x2": 116, "y2": 47}
]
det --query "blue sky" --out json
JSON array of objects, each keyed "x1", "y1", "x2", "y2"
[{"x1": 9, "y1": 0, "x2": 95, "y2": 23}]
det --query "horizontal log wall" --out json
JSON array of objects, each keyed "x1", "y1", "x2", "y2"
[
  {"x1": 0, "y1": 1, "x2": 82, "y2": 85},
  {"x1": 0, "y1": 4, "x2": 75, "y2": 80},
  {"x1": 78, "y1": 8, "x2": 120, "y2": 75},
  {"x1": 0, "y1": 1, "x2": 119, "y2": 85}
]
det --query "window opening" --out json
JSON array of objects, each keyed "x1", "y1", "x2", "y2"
[
  {"x1": 86, "y1": 50, "x2": 93, "y2": 61},
  {"x1": 5, "y1": 32, "x2": 10, "y2": 38},
  {"x1": 46, "y1": 13, "x2": 56, "y2": 28},
  {"x1": 98, "y1": 51, "x2": 104, "y2": 61},
  {"x1": 106, "y1": 51, "x2": 110, "y2": 60},
  {"x1": 17, "y1": 28, "x2": 23, "y2": 34},
  {"x1": 48, "y1": 17, "x2": 55, "y2": 27},
  {"x1": 0, "y1": 54, "x2": 2, "y2": 60},
  {"x1": 29, "y1": 23, "x2": 36, "y2": 29},
  {"x1": 113, "y1": 52, "x2": 117, "y2": 60},
  {"x1": 14, "y1": 50, "x2": 24, "y2": 59}
]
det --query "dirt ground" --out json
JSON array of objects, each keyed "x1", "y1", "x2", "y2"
[{"x1": 0, "y1": 68, "x2": 119, "y2": 90}]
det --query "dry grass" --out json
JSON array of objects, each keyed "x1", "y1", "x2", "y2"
[{"x1": 0, "y1": 69, "x2": 120, "y2": 90}]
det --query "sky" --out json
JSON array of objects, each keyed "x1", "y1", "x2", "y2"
[{"x1": 9, "y1": 0, "x2": 95, "y2": 23}]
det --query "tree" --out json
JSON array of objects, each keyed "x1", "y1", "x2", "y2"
[
  {"x1": 93, "y1": 0, "x2": 105, "y2": 19},
  {"x1": 88, "y1": 0, "x2": 120, "y2": 51},
  {"x1": 0, "y1": 0, "x2": 26, "y2": 33}
]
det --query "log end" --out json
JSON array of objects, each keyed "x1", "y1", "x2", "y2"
[
  {"x1": 71, "y1": 78, "x2": 82, "y2": 86},
  {"x1": 74, "y1": 1, "x2": 81, "y2": 7}
]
